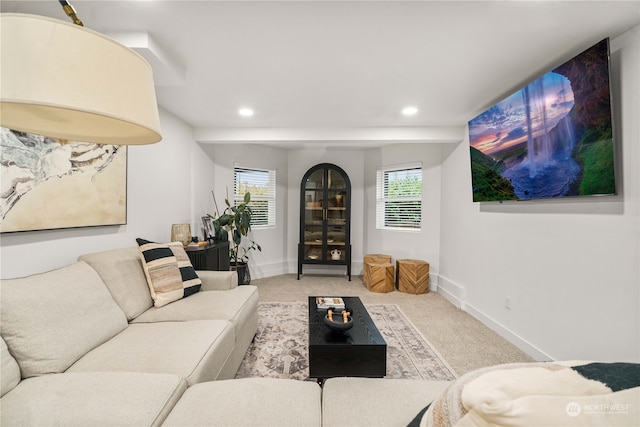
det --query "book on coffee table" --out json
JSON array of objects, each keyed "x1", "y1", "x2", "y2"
[{"x1": 315, "y1": 297, "x2": 345, "y2": 310}]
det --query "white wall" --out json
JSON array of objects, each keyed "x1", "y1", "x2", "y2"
[
  {"x1": 199, "y1": 144, "x2": 289, "y2": 279},
  {"x1": 202, "y1": 143, "x2": 440, "y2": 282},
  {"x1": 190, "y1": 139, "x2": 217, "y2": 235},
  {"x1": 0, "y1": 109, "x2": 197, "y2": 279},
  {"x1": 363, "y1": 144, "x2": 444, "y2": 283},
  {"x1": 199, "y1": 143, "x2": 442, "y2": 282},
  {"x1": 438, "y1": 26, "x2": 640, "y2": 362}
]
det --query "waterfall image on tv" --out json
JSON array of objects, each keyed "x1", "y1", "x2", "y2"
[{"x1": 468, "y1": 38, "x2": 616, "y2": 202}]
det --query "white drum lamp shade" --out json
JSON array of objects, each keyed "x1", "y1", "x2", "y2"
[{"x1": 0, "y1": 13, "x2": 162, "y2": 145}]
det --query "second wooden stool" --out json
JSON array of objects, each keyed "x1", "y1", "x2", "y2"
[{"x1": 396, "y1": 259, "x2": 430, "y2": 294}]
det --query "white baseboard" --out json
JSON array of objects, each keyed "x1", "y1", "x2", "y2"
[
  {"x1": 462, "y1": 301, "x2": 553, "y2": 362},
  {"x1": 281, "y1": 259, "x2": 363, "y2": 278},
  {"x1": 436, "y1": 275, "x2": 466, "y2": 308},
  {"x1": 249, "y1": 261, "x2": 289, "y2": 280},
  {"x1": 437, "y1": 275, "x2": 553, "y2": 362}
]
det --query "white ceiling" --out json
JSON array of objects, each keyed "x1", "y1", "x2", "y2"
[{"x1": 2, "y1": 1, "x2": 639, "y2": 148}]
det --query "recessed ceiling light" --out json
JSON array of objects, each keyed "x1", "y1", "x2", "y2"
[
  {"x1": 238, "y1": 108, "x2": 254, "y2": 117},
  {"x1": 401, "y1": 106, "x2": 418, "y2": 116}
]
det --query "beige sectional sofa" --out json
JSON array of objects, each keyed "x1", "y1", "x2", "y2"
[
  {"x1": 0, "y1": 245, "x2": 323, "y2": 426},
  {"x1": 3, "y1": 244, "x2": 638, "y2": 427}
]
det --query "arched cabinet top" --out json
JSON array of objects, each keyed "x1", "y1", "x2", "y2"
[{"x1": 300, "y1": 163, "x2": 351, "y2": 191}]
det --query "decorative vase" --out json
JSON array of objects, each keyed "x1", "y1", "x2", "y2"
[
  {"x1": 231, "y1": 262, "x2": 251, "y2": 285},
  {"x1": 170, "y1": 224, "x2": 192, "y2": 246}
]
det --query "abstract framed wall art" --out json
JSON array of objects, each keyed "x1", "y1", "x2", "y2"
[
  {"x1": 0, "y1": 127, "x2": 127, "y2": 233},
  {"x1": 468, "y1": 38, "x2": 616, "y2": 202}
]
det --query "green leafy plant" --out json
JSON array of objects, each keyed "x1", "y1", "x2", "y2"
[{"x1": 208, "y1": 190, "x2": 262, "y2": 265}]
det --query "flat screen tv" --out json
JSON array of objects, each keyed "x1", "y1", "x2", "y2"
[{"x1": 468, "y1": 38, "x2": 616, "y2": 202}]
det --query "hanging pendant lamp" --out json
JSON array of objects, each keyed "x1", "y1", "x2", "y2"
[{"x1": 0, "y1": 12, "x2": 162, "y2": 145}]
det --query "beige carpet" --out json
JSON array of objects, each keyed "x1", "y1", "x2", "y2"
[
  {"x1": 235, "y1": 301, "x2": 457, "y2": 381},
  {"x1": 251, "y1": 274, "x2": 534, "y2": 376}
]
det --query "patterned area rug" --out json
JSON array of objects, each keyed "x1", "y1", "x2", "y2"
[{"x1": 235, "y1": 301, "x2": 457, "y2": 381}]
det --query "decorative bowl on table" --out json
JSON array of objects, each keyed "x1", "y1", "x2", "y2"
[{"x1": 323, "y1": 311, "x2": 353, "y2": 332}]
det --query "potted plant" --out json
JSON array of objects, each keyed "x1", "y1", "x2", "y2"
[{"x1": 207, "y1": 190, "x2": 261, "y2": 285}]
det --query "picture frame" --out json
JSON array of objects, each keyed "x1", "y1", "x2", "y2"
[
  {"x1": 1, "y1": 127, "x2": 127, "y2": 233},
  {"x1": 202, "y1": 216, "x2": 214, "y2": 240}
]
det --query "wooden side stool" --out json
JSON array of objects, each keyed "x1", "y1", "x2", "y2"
[
  {"x1": 363, "y1": 254, "x2": 392, "y2": 287},
  {"x1": 396, "y1": 259, "x2": 430, "y2": 294},
  {"x1": 367, "y1": 263, "x2": 395, "y2": 293}
]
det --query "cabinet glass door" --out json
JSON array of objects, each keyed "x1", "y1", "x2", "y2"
[
  {"x1": 303, "y1": 168, "x2": 325, "y2": 261},
  {"x1": 325, "y1": 167, "x2": 347, "y2": 261}
]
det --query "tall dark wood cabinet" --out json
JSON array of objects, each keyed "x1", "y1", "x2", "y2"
[{"x1": 298, "y1": 163, "x2": 351, "y2": 280}]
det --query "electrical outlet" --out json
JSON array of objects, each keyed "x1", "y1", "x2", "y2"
[{"x1": 505, "y1": 296, "x2": 512, "y2": 310}]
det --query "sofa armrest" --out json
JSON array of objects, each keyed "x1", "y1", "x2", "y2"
[{"x1": 197, "y1": 270, "x2": 238, "y2": 291}]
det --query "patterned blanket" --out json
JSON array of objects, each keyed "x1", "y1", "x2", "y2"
[{"x1": 409, "y1": 361, "x2": 640, "y2": 427}]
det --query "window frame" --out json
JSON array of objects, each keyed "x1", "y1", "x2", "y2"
[
  {"x1": 233, "y1": 165, "x2": 276, "y2": 229},
  {"x1": 375, "y1": 162, "x2": 423, "y2": 231}
]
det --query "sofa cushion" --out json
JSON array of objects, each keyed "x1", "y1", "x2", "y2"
[
  {"x1": 67, "y1": 320, "x2": 234, "y2": 386},
  {"x1": 322, "y1": 377, "x2": 451, "y2": 427},
  {"x1": 1, "y1": 337, "x2": 20, "y2": 397},
  {"x1": 132, "y1": 285, "x2": 258, "y2": 338},
  {"x1": 0, "y1": 372, "x2": 186, "y2": 427},
  {"x1": 79, "y1": 246, "x2": 153, "y2": 320},
  {"x1": 198, "y1": 270, "x2": 239, "y2": 290},
  {"x1": 136, "y1": 238, "x2": 202, "y2": 308},
  {"x1": 163, "y1": 378, "x2": 322, "y2": 427},
  {"x1": 0, "y1": 262, "x2": 128, "y2": 378}
]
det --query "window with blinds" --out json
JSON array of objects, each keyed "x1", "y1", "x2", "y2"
[
  {"x1": 376, "y1": 163, "x2": 422, "y2": 230},
  {"x1": 234, "y1": 166, "x2": 276, "y2": 228}
]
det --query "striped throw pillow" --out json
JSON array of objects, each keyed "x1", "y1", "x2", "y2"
[{"x1": 136, "y1": 238, "x2": 202, "y2": 307}]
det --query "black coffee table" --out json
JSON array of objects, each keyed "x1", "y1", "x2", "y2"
[{"x1": 308, "y1": 296, "x2": 386, "y2": 380}]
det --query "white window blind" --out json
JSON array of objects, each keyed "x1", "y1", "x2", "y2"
[
  {"x1": 376, "y1": 163, "x2": 422, "y2": 230},
  {"x1": 234, "y1": 166, "x2": 276, "y2": 228}
]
